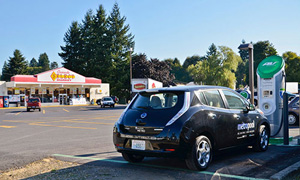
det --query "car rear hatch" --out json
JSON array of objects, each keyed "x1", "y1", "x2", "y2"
[
  {"x1": 121, "y1": 91, "x2": 185, "y2": 135},
  {"x1": 28, "y1": 99, "x2": 40, "y2": 107}
]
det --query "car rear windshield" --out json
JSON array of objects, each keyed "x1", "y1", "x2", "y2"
[
  {"x1": 131, "y1": 91, "x2": 184, "y2": 110},
  {"x1": 104, "y1": 97, "x2": 112, "y2": 101},
  {"x1": 28, "y1": 99, "x2": 39, "y2": 103}
]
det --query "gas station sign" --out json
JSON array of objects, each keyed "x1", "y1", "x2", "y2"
[{"x1": 37, "y1": 67, "x2": 85, "y2": 83}]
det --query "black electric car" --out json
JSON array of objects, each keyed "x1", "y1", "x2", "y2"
[{"x1": 113, "y1": 86, "x2": 270, "y2": 170}]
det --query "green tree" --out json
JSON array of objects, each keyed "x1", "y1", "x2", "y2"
[
  {"x1": 107, "y1": 3, "x2": 134, "y2": 99},
  {"x1": 188, "y1": 44, "x2": 241, "y2": 89},
  {"x1": 183, "y1": 55, "x2": 204, "y2": 69},
  {"x1": 283, "y1": 51, "x2": 300, "y2": 82},
  {"x1": 38, "y1": 53, "x2": 50, "y2": 71},
  {"x1": 1, "y1": 61, "x2": 10, "y2": 81},
  {"x1": 253, "y1": 41, "x2": 277, "y2": 86},
  {"x1": 81, "y1": 10, "x2": 95, "y2": 76},
  {"x1": 50, "y1": 61, "x2": 59, "y2": 69},
  {"x1": 90, "y1": 5, "x2": 112, "y2": 82},
  {"x1": 59, "y1": 3, "x2": 135, "y2": 100},
  {"x1": 27, "y1": 66, "x2": 43, "y2": 75},
  {"x1": 164, "y1": 58, "x2": 192, "y2": 83},
  {"x1": 29, "y1": 58, "x2": 38, "y2": 67},
  {"x1": 236, "y1": 40, "x2": 249, "y2": 88},
  {"x1": 236, "y1": 40, "x2": 277, "y2": 88},
  {"x1": 3, "y1": 50, "x2": 28, "y2": 81},
  {"x1": 59, "y1": 21, "x2": 84, "y2": 74}
]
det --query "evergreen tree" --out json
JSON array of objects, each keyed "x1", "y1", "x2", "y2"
[
  {"x1": 59, "y1": 21, "x2": 84, "y2": 74},
  {"x1": 90, "y1": 5, "x2": 112, "y2": 81},
  {"x1": 1, "y1": 61, "x2": 10, "y2": 81},
  {"x1": 1, "y1": 50, "x2": 28, "y2": 81},
  {"x1": 50, "y1": 62, "x2": 59, "y2": 69},
  {"x1": 38, "y1": 53, "x2": 50, "y2": 71},
  {"x1": 81, "y1": 10, "x2": 95, "y2": 76},
  {"x1": 29, "y1": 58, "x2": 38, "y2": 67},
  {"x1": 107, "y1": 3, "x2": 134, "y2": 99}
]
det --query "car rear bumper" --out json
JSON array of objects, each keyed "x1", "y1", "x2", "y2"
[
  {"x1": 113, "y1": 124, "x2": 187, "y2": 158},
  {"x1": 27, "y1": 106, "x2": 40, "y2": 109}
]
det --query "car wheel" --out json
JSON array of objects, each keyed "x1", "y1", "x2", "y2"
[
  {"x1": 121, "y1": 152, "x2": 144, "y2": 163},
  {"x1": 185, "y1": 135, "x2": 212, "y2": 171},
  {"x1": 253, "y1": 124, "x2": 269, "y2": 152},
  {"x1": 288, "y1": 113, "x2": 298, "y2": 126},
  {"x1": 27, "y1": 108, "x2": 30, "y2": 112}
]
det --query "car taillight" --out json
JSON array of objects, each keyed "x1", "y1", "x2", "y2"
[{"x1": 166, "y1": 92, "x2": 190, "y2": 126}]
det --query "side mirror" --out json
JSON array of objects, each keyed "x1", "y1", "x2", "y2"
[{"x1": 242, "y1": 106, "x2": 250, "y2": 113}]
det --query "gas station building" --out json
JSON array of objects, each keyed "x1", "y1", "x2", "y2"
[{"x1": 0, "y1": 67, "x2": 109, "y2": 107}]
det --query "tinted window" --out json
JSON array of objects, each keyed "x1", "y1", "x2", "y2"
[
  {"x1": 203, "y1": 90, "x2": 225, "y2": 108},
  {"x1": 28, "y1": 99, "x2": 39, "y2": 103},
  {"x1": 132, "y1": 92, "x2": 180, "y2": 110},
  {"x1": 104, "y1": 97, "x2": 112, "y2": 101},
  {"x1": 222, "y1": 90, "x2": 246, "y2": 110},
  {"x1": 199, "y1": 91, "x2": 208, "y2": 105}
]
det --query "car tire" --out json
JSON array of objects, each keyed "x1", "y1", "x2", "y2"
[
  {"x1": 27, "y1": 108, "x2": 30, "y2": 112},
  {"x1": 253, "y1": 124, "x2": 269, "y2": 152},
  {"x1": 288, "y1": 113, "x2": 298, "y2": 126},
  {"x1": 122, "y1": 152, "x2": 144, "y2": 163},
  {"x1": 185, "y1": 135, "x2": 212, "y2": 171}
]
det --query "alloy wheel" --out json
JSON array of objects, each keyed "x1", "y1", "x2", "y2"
[{"x1": 196, "y1": 140, "x2": 211, "y2": 167}]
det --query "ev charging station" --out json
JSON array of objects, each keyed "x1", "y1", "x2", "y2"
[{"x1": 257, "y1": 55, "x2": 285, "y2": 136}]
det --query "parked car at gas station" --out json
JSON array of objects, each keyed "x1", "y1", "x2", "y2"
[
  {"x1": 27, "y1": 97, "x2": 41, "y2": 112},
  {"x1": 288, "y1": 96, "x2": 299, "y2": 126},
  {"x1": 100, "y1": 97, "x2": 115, "y2": 108},
  {"x1": 113, "y1": 86, "x2": 270, "y2": 171}
]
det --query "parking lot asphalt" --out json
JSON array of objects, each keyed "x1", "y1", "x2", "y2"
[{"x1": 1, "y1": 105, "x2": 300, "y2": 179}]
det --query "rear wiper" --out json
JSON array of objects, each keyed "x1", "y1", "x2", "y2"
[{"x1": 136, "y1": 106, "x2": 151, "y2": 109}]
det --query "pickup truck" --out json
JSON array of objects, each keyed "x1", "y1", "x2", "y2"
[{"x1": 27, "y1": 98, "x2": 41, "y2": 112}]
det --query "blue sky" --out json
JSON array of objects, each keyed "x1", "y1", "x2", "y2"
[{"x1": 0, "y1": 0, "x2": 299, "y2": 72}]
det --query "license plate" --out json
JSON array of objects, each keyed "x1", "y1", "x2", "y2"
[
  {"x1": 132, "y1": 140, "x2": 145, "y2": 150},
  {"x1": 32, "y1": 106, "x2": 35, "y2": 108}
]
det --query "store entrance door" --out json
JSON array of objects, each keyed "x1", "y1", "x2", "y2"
[
  {"x1": 20, "y1": 95, "x2": 26, "y2": 106},
  {"x1": 59, "y1": 94, "x2": 68, "y2": 105}
]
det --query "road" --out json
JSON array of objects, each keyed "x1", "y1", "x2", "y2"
[{"x1": 0, "y1": 105, "x2": 300, "y2": 179}]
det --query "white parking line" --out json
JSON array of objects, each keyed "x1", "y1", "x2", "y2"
[{"x1": 52, "y1": 154, "x2": 268, "y2": 180}]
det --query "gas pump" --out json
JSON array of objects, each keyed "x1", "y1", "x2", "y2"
[{"x1": 257, "y1": 55, "x2": 285, "y2": 136}]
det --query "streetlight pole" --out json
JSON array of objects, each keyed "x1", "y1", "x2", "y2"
[
  {"x1": 129, "y1": 48, "x2": 133, "y2": 99},
  {"x1": 238, "y1": 43, "x2": 254, "y2": 104}
]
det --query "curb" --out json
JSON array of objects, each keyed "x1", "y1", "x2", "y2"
[{"x1": 270, "y1": 161, "x2": 300, "y2": 180}]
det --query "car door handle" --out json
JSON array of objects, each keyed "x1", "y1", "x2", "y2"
[{"x1": 208, "y1": 113, "x2": 217, "y2": 119}]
